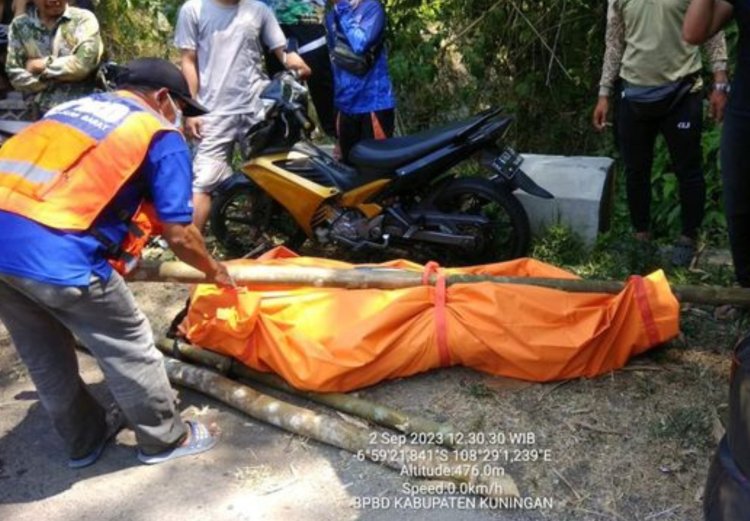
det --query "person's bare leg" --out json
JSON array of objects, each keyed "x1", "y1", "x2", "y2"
[
  {"x1": 192, "y1": 192, "x2": 212, "y2": 233},
  {"x1": 191, "y1": 114, "x2": 237, "y2": 233}
]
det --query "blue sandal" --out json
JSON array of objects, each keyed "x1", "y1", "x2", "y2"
[{"x1": 137, "y1": 420, "x2": 218, "y2": 465}]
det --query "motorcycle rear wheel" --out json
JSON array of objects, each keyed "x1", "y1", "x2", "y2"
[
  {"x1": 209, "y1": 182, "x2": 306, "y2": 258},
  {"x1": 412, "y1": 178, "x2": 531, "y2": 266}
]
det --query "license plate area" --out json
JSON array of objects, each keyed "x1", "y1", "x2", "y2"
[{"x1": 490, "y1": 147, "x2": 524, "y2": 181}]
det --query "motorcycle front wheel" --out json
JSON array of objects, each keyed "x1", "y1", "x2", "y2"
[
  {"x1": 412, "y1": 178, "x2": 531, "y2": 266},
  {"x1": 209, "y1": 181, "x2": 306, "y2": 258}
]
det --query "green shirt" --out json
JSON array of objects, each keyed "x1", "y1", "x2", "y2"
[
  {"x1": 6, "y1": 5, "x2": 103, "y2": 116},
  {"x1": 599, "y1": 0, "x2": 728, "y2": 95}
]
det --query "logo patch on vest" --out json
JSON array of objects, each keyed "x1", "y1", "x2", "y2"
[{"x1": 46, "y1": 97, "x2": 134, "y2": 141}]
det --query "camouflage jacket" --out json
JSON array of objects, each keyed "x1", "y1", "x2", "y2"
[
  {"x1": 6, "y1": 5, "x2": 103, "y2": 116},
  {"x1": 262, "y1": 0, "x2": 325, "y2": 25}
]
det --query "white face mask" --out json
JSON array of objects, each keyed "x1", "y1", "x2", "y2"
[{"x1": 166, "y1": 93, "x2": 183, "y2": 129}]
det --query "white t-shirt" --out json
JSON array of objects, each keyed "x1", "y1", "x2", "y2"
[{"x1": 174, "y1": 0, "x2": 286, "y2": 116}]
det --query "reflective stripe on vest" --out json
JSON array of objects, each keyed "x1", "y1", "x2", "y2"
[{"x1": 0, "y1": 91, "x2": 176, "y2": 231}]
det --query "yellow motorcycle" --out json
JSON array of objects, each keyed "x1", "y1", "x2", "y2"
[{"x1": 210, "y1": 72, "x2": 553, "y2": 265}]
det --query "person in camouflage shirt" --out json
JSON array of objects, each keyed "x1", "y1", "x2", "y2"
[{"x1": 6, "y1": 0, "x2": 103, "y2": 117}]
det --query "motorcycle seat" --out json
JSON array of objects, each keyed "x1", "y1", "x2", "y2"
[{"x1": 347, "y1": 113, "x2": 491, "y2": 172}]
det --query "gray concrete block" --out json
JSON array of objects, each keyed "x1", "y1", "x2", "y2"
[{"x1": 515, "y1": 154, "x2": 616, "y2": 248}]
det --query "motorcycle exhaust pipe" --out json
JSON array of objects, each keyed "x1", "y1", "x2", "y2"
[{"x1": 703, "y1": 333, "x2": 750, "y2": 520}]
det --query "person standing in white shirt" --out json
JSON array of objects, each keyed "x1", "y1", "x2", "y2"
[{"x1": 174, "y1": 0, "x2": 310, "y2": 232}]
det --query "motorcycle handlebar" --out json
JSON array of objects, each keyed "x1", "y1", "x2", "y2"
[{"x1": 292, "y1": 107, "x2": 313, "y2": 132}]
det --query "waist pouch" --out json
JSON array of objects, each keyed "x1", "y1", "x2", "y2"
[
  {"x1": 331, "y1": 11, "x2": 383, "y2": 76},
  {"x1": 623, "y1": 76, "x2": 697, "y2": 119},
  {"x1": 331, "y1": 34, "x2": 382, "y2": 76}
]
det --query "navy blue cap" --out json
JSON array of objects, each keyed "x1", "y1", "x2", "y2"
[{"x1": 116, "y1": 58, "x2": 209, "y2": 117}]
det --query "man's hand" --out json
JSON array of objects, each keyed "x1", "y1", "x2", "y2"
[
  {"x1": 184, "y1": 117, "x2": 203, "y2": 140},
  {"x1": 162, "y1": 222, "x2": 235, "y2": 288},
  {"x1": 26, "y1": 58, "x2": 47, "y2": 75},
  {"x1": 208, "y1": 261, "x2": 236, "y2": 288},
  {"x1": 285, "y1": 52, "x2": 312, "y2": 80},
  {"x1": 592, "y1": 96, "x2": 611, "y2": 132},
  {"x1": 709, "y1": 89, "x2": 728, "y2": 123}
]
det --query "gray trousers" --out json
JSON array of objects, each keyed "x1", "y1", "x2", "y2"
[{"x1": 0, "y1": 272, "x2": 186, "y2": 457}]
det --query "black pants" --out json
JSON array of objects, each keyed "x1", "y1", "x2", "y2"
[
  {"x1": 336, "y1": 109, "x2": 395, "y2": 164},
  {"x1": 721, "y1": 109, "x2": 750, "y2": 287},
  {"x1": 617, "y1": 91, "x2": 705, "y2": 240},
  {"x1": 266, "y1": 23, "x2": 336, "y2": 137}
]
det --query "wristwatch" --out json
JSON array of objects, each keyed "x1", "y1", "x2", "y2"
[{"x1": 713, "y1": 82, "x2": 731, "y2": 93}]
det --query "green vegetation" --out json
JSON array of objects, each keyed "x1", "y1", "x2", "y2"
[
  {"x1": 531, "y1": 223, "x2": 738, "y2": 287},
  {"x1": 98, "y1": 1, "x2": 178, "y2": 59}
]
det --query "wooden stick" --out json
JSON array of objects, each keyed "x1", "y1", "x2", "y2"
[
  {"x1": 163, "y1": 356, "x2": 519, "y2": 498},
  {"x1": 128, "y1": 260, "x2": 750, "y2": 306},
  {"x1": 156, "y1": 338, "x2": 458, "y2": 445}
]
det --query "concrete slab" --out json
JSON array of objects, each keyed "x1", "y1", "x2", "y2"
[{"x1": 515, "y1": 154, "x2": 616, "y2": 248}]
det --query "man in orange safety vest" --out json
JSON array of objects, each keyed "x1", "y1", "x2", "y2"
[{"x1": 0, "y1": 57, "x2": 230, "y2": 468}]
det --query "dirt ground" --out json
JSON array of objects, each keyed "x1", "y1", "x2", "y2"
[{"x1": 0, "y1": 258, "x2": 745, "y2": 521}]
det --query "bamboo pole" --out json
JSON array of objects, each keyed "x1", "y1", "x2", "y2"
[
  {"x1": 129, "y1": 260, "x2": 426, "y2": 289},
  {"x1": 156, "y1": 338, "x2": 459, "y2": 446},
  {"x1": 129, "y1": 260, "x2": 750, "y2": 306},
  {"x1": 163, "y1": 356, "x2": 519, "y2": 498}
]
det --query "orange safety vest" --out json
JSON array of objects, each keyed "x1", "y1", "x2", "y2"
[
  {"x1": 0, "y1": 91, "x2": 176, "y2": 273},
  {"x1": 108, "y1": 201, "x2": 164, "y2": 275}
]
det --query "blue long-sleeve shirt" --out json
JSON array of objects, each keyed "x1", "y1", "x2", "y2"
[{"x1": 326, "y1": 0, "x2": 395, "y2": 114}]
